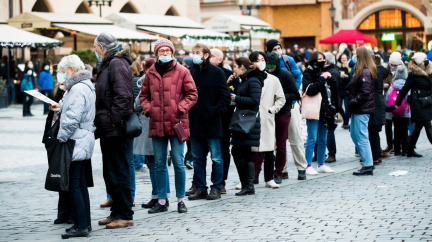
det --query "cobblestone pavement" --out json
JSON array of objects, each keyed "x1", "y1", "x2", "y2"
[{"x1": 1, "y1": 104, "x2": 432, "y2": 241}]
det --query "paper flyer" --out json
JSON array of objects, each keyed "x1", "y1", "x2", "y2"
[{"x1": 24, "y1": 90, "x2": 58, "y2": 105}]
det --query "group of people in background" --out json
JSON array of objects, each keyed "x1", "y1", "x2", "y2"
[{"x1": 11, "y1": 30, "x2": 430, "y2": 239}]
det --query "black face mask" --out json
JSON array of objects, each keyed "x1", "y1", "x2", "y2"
[
  {"x1": 424, "y1": 60, "x2": 429, "y2": 67},
  {"x1": 313, "y1": 61, "x2": 325, "y2": 69}
]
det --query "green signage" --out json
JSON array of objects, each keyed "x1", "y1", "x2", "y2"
[{"x1": 382, "y1": 33, "x2": 395, "y2": 41}]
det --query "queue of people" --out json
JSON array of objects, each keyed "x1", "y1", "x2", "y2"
[{"x1": 41, "y1": 33, "x2": 432, "y2": 239}]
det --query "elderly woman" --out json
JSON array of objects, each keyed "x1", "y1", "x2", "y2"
[{"x1": 50, "y1": 55, "x2": 96, "y2": 239}]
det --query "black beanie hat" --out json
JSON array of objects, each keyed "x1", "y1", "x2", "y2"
[
  {"x1": 267, "y1": 52, "x2": 280, "y2": 68},
  {"x1": 266, "y1": 39, "x2": 281, "y2": 52}
]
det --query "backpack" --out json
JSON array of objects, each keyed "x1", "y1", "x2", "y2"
[{"x1": 388, "y1": 84, "x2": 407, "y2": 116}]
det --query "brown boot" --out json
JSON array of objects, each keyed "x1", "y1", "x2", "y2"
[
  {"x1": 106, "y1": 219, "x2": 134, "y2": 229},
  {"x1": 185, "y1": 186, "x2": 197, "y2": 196},
  {"x1": 100, "y1": 200, "x2": 113, "y2": 208},
  {"x1": 98, "y1": 216, "x2": 116, "y2": 225}
]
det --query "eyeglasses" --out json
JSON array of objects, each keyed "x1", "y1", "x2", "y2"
[{"x1": 158, "y1": 49, "x2": 171, "y2": 54}]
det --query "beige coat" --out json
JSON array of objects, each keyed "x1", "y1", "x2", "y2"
[{"x1": 252, "y1": 73, "x2": 286, "y2": 152}]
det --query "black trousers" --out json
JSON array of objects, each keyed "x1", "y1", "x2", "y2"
[
  {"x1": 57, "y1": 191, "x2": 71, "y2": 220},
  {"x1": 22, "y1": 93, "x2": 33, "y2": 116},
  {"x1": 231, "y1": 144, "x2": 253, "y2": 185},
  {"x1": 393, "y1": 117, "x2": 409, "y2": 153},
  {"x1": 222, "y1": 105, "x2": 235, "y2": 185},
  {"x1": 69, "y1": 160, "x2": 90, "y2": 230},
  {"x1": 100, "y1": 136, "x2": 134, "y2": 220},
  {"x1": 368, "y1": 125, "x2": 382, "y2": 161},
  {"x1": 385, "y1": 119, "x2": 393, "y2": 148},
  {"x1": 409, "y1": 120, "x2": 432, "y2": 152}
]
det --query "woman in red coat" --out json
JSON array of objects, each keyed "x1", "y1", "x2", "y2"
[{"x1": 139, "y1": 38, "x2": 198, "y2": 214}]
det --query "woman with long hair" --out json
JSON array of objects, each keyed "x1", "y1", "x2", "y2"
[
  {"x1": 229, "y1": 54, "x2": 264, "y2": 196},
  {"x1": 349, "y1": 46, "x2": 377, "y2": 176}
]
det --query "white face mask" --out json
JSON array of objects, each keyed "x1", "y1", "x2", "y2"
[
  {"x1": 57, "y1": 72, "x2": 66, "y2": 84},
  {"x1": 276, "y1": 50, "x2": 282, "y2": 58},
  {"x1": 257, "y1": 61, "x2": 266, "y2": 71}
]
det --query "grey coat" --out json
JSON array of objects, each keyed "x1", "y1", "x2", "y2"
[
  {"x1": 57, "y1": 70, "x2": 96, "y2": 162},
  {"x1": 133, "y1": 75, "x2": 154, "y2": 156}
]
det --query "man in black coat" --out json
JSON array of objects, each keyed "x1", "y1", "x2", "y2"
[
  {"x1": 188, "y1": 44, "x2": 231, "y2": 200},
  {"x1": 210, "y1": 48, "x2": 233, "y2": 194}
]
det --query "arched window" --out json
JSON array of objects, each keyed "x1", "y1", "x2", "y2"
[
  {"x1": 31, "y1": 0, "x2": 51, "y2": 12},
  {"x1": 358, "y1": 9, "x2": 423, "y2": 30},
  {"x1": 75, "y1": 1, "x2": 91, "y2": 13},
  {"x1": 165, "y1": 6, "x2": 178, "y2": 16},
  {"x1": 120, "y1": 2, "x2": 138, "y2": 13}
]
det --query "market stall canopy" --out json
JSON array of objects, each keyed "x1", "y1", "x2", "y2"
[
  {"x1": 0, "y1": 24, "x2": 62, "y2": 48},
  {"x1": 203, "y1": 14, "x2": 281, "y2": 39},
  {"x1": 106, "y1": 13, "x2": 203, "y2": 30},
  {"x1": 319, "y1": 29, "x2": 377, "y2": 44},
  {"x1": 54, "y1": 24, "x2": 159, "y2": 42}
]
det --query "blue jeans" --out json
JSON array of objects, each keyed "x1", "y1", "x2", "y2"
[
  {"x1": 327, "y1": 129, "x2": 336, "y2": 158},
  {"x1": 350, "y1": 114, "x2": 373, "y2": 167},
  {"x1": 146, "y1": 155, "x2": 171, "y2": 198},
  {"x1": 339, "y1": 96, "x2": 350, "y2": 125},
  {"x1": 191, "y1": 137, "x2": 224, "y2": 192},
  {"x1": 409, "y1": 118, "x2": 415, "y2": 136},
  {"x1": 305, "y1": 119, "x2": 328, "y2": 165},
  {"x1": 152, "y1": 136, "x2": 185, "y2": 199},
  {"x1": 108, "y1": 138, "x2": 135, "y2": 200},
  {"x1": 133, "y1": 154, "x2": 145, "y2": 170}
]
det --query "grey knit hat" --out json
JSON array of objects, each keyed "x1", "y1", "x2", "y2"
[{"x1": 394, "y1": 65, "x2": 408, "y2": 80}]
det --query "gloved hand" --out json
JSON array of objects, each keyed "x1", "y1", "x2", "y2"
[{"x1": 385, "y1": 105, "x2": 396, "y2": 112}]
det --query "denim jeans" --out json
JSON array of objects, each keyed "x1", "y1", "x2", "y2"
[
  {"x1": 152, "y1": 136, "x2": 185, "y2": 199},
  {"x1": 327, "y1": 129, "x2": 336, "y2": 158},
  {"x1": 107, "y1": 138, "x2": 135, "y2": 200},
  {"x1": 339, "y1": 96, "x2": 350, "y2": 125},
  {"x1": 191, "y1": 137, "x2": 224, "y2": 192},
  {"x1": 146, "y1": 155, "x2": 171, "y2": 198},
  {"x1": 69, "y1": 160, "x2": 90, "y2": 230},
  {"x1": 305, "y1": 119, "x2": 328, "y2": 165},
  {"x1": 133, "y1": 154, "x2": 145, "y2": 170},
  {"x1": 350, "y1": 114, "x2": 373, "y2": 167}
]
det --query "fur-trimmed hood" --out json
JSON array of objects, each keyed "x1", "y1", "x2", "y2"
[
  {"x1": 408, "y1": 60, "x2": 432, "y2": 77},
  {"x1": 66, "y1": 70, "x2": 93, "y2": 91}
]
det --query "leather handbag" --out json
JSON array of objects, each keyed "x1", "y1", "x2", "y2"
[
  {"x1": 124, "y1": 111, "x2": 142, "y2": 138},
  {"x1": 229, "y1": 108, "x2": 258, "y2": 134},
  {"x1": 301, "y1": 84, "x2": 322, "y2": 120},
  {"x1": 173, "y1": 122, "x2": 189, "y2": 143},
  {"x1": 418, "y1": 96, "x2": 432, "y2": 108}
]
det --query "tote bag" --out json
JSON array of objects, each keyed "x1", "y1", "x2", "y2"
[
  {"x1": 301, "y1": 84, "x2": 322, "y2": 120},
  {"x1": 229, "y1": 108, "x2": 258, "y2": 134}
]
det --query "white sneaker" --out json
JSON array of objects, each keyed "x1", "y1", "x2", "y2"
[
  {"x1": 265, "y1": 180, "x2": 280, "y2": 188},
  {"x1": 317, "y1": 165, "x2": 334, "y2": 173},
  {"x1": 235, "y1": 183, "x2": 242, "y2": 190},
  {"x1": 306, "y1": 166, "x2": 318, "y2": 176}
]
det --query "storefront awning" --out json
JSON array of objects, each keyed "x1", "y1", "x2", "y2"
[
  {"x1": 0, "y1": 24, "x2": 63, "y2": 48},
  {"x1": 107, "y1": 13, "x2": 204, "y2": 29},
  {"x1": 55, "y1": 24, "x2": 159, "y2": 42},
  {"x1": 138, "y1": 26, "x2": 228, "y2": 38},
  {"x1": 319, "y1": 29, "x2": 377, "y2": 44}
]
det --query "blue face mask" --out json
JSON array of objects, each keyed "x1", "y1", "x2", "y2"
[
  {"x1": 44, "y1": 65, "x2": 50, "y2": 71},
  {"x1": 64, "y1": 76, "x2": 71, "y2": 82},
  {"x1": 95, "y1": 52, "x2": 102, "y2": 62},
  {"x1": 159, "y1": 56, "x2": 172, "y2": 63},
  {"x1": 193, "y1": 55, "x2": 203, "y2": 65}
]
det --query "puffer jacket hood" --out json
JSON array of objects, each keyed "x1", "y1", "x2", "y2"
[
  {"x1": 393, "y1": 78, "x2": 406, "y2": 90},
  {"x1": 408, "y1": 59, "x2": 432, "y2": 77},
  {"x1": 66, "y1": 70, "x2": 93, "y2": 91}
]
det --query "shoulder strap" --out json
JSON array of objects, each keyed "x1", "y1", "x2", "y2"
[{"x1": 282, "y1": 55, "x2": 292, "y2": 72}]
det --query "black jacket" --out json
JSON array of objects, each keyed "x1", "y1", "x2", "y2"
[
  {"x1": 337, "y1": 62, "x2": 350, "y2": 97},
  {"x1": 189, "y1": 60, "x2": 231, "y2": 138},
  {"x1": 270, "y1": 67, "x2": 300, "y2": 116},
  {"x1": 348, "y1": 68, "x2": 375, "y2": 114},
  {"x1": 395, "y1": 62, "x2": 432, "y2": 122},
  {"x1": 324, "y1": 63, "x2": 340, "y2": 110},
  {"x1": 231, "y1": 70, "x2": 264, "y2": 147},
  {"x1": 369, "y1": 65, "x2": 388, "y2": 126},
  {"x1": 94, "y1": 47, "x2": 134, "y2": 139}
]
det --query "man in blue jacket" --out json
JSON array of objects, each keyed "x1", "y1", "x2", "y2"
[{"x1": 266, "y1": 39, "x2": 307, "y2": 181}]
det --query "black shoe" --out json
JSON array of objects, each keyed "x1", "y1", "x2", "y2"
[
  {"x1": 142, "y1": 199, "x2": 158, "y2": 208},
  {"x1": 148, "y1": 202, "x2": 168, "y2": 214},
  {"x1": 206, "y1": 190, "x2": 221, "y2": 200},
  {"x1": 353, "y1": 166, "x2": 374, "y2": 176},
  {"x1": 177, "y1": 201, "x2": 187, "y2": 213},
  {"x1": 273, "y1": 176, "x2": 282, "y2": 184},
  {"x1": 394, "y1": 152, "x2": 401, "y2": 156},
  {"x1": 54, "y1": 218, "x2": 71, "y2": 224},
  {"x1": 407, "y1": 151, "x2": 422, "y2": 157},
  {"x1": 61, "y1": 228, "x2": 89, "y2": 239},
  {"x1": 298, "y1": 170, "x2": 306, "y2": 180},
  {"x1": 402, "y1": 153, "x2": 407, "y2": 156},
  {"x1": 253, "y1": 176, "x2": 259, "y2": 184},
  {"x1": 235, "y1": 187, "x2": 255, "y2": 196},
  {"x1": 188, "y1": 189, "x2": 208, "y2": 200},
  {"x1": 66, "y1": 225, "x2": 92, "y2": 233},
  {"x1": 282, "y1": 172, "x2": 289, "y2": 179}
]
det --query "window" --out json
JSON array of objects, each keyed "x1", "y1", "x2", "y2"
[
  {"x1": 358, "y1": 9, "x2": 423, "y2": 30},
  {"x1": 359, "y1": 14, "x2": 375, "y2": 30},
  {"x1": 379, "y1": 10, "x2": 402, "y2": 28},
  {"x1": 406, "y1": 13, "x2": 422, "y2": 28}
]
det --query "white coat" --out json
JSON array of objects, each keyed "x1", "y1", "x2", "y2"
[{"x1": 252, "y1": 73, "x2": 286, "y2": 152}]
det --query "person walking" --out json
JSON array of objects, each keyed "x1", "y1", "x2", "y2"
[
  {"x1": 188, "y1": 44, "x2": 230, "y2": 200},
  {"x1": 49, "y1": 55, "x2": 95, "y2": 239},
  {"x1": 39, "y1": 61, "x2": 54, "y2": 114},
  {"x1": 140, "y1": 38, "x2": 198, "y2": 213},
  {"x1": 389, "y1": 52, "x2": 432, "y2": 157},
  {"x1": 93, "y1": 33, "x2": 135, "y2": 229},
  {"x1": 230, "y1": 55, "x2": 264, "y2": 195},
  {"x1": 252, "y1": 52, "x2": 286, "y2": 188},
  {"x1": 21, "y1": 69, "x2": 34, "y2": 117},
  {"x1": 303, "y1": 51, "x2": 336, "y2": 175},
  {"x1": 265, "y1": 52, "x2": 300, "y2": 184},
  {"x1": 349, "y1": 46, "x2": 376, "y2": 176}
]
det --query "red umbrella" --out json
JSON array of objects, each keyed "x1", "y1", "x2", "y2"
[{"x1": 319, "y1": 29, "x2": 377, "y2": 44}]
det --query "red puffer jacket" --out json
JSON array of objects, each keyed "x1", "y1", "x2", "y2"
[{"x1": 139, "y1": 61, "x2": 198, "y2": 137}]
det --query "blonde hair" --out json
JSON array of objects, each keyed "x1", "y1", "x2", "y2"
[{"x1": 354, "y1": 47, "x2": 377, "y2": 79}]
